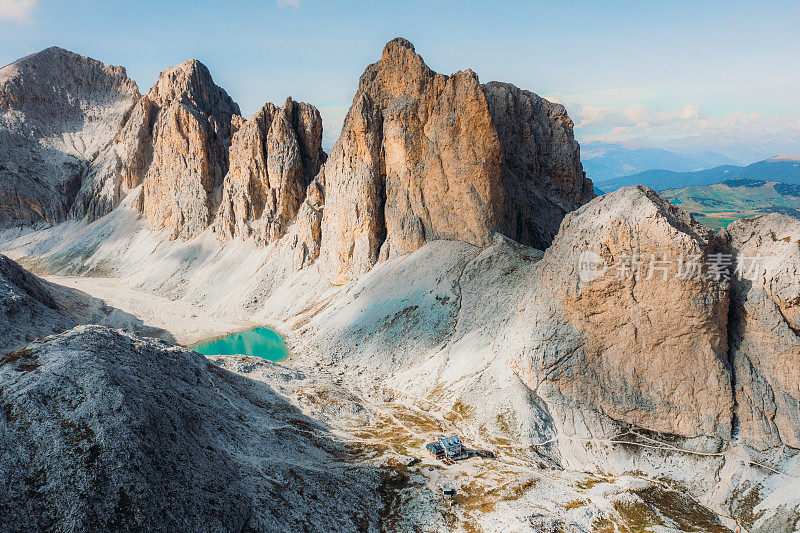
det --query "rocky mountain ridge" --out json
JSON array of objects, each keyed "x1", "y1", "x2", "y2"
[
  {"x1": 320, "y1": 38, "x2": 593, "y2": 282},
  {"x1": 0, "y1": 40, "x2": 798, "y2": 531},
  {"x1": 214, "y1": 97, "x2": 325, "y2": 246},
  {"x1": 0, "y1": 39, "x2": 592, "y2": 277},
  {"x1": 0, "y1": 46, "x2": 139, "y2": 226}
]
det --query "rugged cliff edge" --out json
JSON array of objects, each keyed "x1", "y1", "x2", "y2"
[
  {"x1": 214, "y1": 97, "x2": 325, "y2": 246},
  {"x1": 725, "y1": 215, "x2": 800, "y2": 450},
  {"x1": 0, "y1": 254, "x2": 75, "y2": 352},
  {"x1": 320, "y1": 38, "x2": 593, "y2": 283},
  {"x1": 516, "y1": 186, "x2": 733, "y2": 442},
  {"x1": 83, "y1": 58, "x2": 241, "y2": 238},
  {"x1": 0, "y1": 46, "x2": 328, "y2": 244}
]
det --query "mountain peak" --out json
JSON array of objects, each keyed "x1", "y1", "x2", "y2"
[
  {"x1": 384, "y1": 37, "x2": 415, "y2": 53},
  {"x1": 1, "y1": 46, "x2": 135, "y2": 91},
  {"x1": 167, "y1": 58, "x2": 210, "y2": 76},
  {"x1": 0, "y1": 45, "x2": 140, "y2": 225},
  {"x1": 768, "y1": 153, "x2": 800, "y2": 162},
  {"x1": 2, "y1": 46, "x2": 78, "y2": 70},
  {"x1": 321, "y1": 40, "x2": 591, "y2": 282},
  {"x1": 147, "y1": 58, "x2": 239, "y2": 117}
]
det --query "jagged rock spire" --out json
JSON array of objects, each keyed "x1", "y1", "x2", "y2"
[{"x1": 319, "y1": 38, "x2": 594, "y2": 283}]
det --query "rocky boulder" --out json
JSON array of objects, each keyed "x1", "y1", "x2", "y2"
[
  {"x1": 0, "y1": 47, "x2": 139, "y2": 226},
  {"x1": 320, "y1": 38, "x2": 593, "y2": 283},
  {"x1": 725, "y1": 215, "x2": 800, "y2": 449},
  {"x1": 514, "y1": 186, "x2": 733, "y2": 441},
  {"x1": 0, "y1": 326, "x2": 381, "y2": 532}
]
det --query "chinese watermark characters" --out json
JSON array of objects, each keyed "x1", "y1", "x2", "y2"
[{"x1": 577, "y1": 251, "x2": 765, "y2": 282}]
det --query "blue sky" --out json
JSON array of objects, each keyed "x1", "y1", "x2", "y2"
[{"x1": 2, "y1": 0, "x2": 799, "y2": 161}]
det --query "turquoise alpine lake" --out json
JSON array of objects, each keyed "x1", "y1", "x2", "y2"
[{"x1": 191, "y1": 327, "x2": 288, "y2": 361}]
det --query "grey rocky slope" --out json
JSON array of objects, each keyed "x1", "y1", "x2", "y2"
[
  {"x1": 0, "y1": 253, "x2": 75, "y2": 353},
  {"x1": 10, "y1": 184, "x2": 796, "y2": 478},
  {"x1": 0, "y1": 326, "x2": 382, "y2": 532},
  {"x1": 3, "y1": 184, "x2": 799, "y2": 529},
  {"x1": 0, "y1": 47, "x2": 139, "y2": 226}
]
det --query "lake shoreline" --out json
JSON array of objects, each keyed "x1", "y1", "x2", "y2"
[{"x1": 192, "y1": 326, "x2": 289, "y2": 361}]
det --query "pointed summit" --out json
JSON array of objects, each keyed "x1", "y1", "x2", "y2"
[
  {"x1": 320, "y1": 39, "x2": 593, "y2": 283},
  {"x1": 0, "y1": 46, "x2": 139, "y2": 226},
  {"x1": 147, "y1": 59, "x2": 240, "y2": 118}
]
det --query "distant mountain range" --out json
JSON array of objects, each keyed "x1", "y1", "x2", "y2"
[
  {"x1": 594, "y1": 154, "x2": 800, "y2": 193},
  {"x1": 661, "y1": 177, "x2": 800, "y2": 228},
  {"x1": 580, "y1": 141, "x2": 741, "y2": 182}
]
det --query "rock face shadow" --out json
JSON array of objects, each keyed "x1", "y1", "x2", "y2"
[
  {"x1": 42, "y1": 272, "x2": 177, "y2": 344},
  {"x1": 43, "y1": 277, "x2": 177, "y2": 344}
]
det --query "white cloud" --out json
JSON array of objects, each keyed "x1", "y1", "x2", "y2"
[
  {"x1": 548, "y1": 87, "x2": 800, "y2": 161},
  {"x1": 276, "y1": 0, "x2": 300, "y2": 9},
  {"x1": 568, "y1": 103, "x2": 718, "y2": 134},
  {"x1": 0, "y1": 0, "x2": 37, "y2": 24},
  {"x1": 563, "y1": 100, "x2": 800, "y2": 162},
  {"x1": 545, "y1": 87, "x2": 660, "y2": 108}
]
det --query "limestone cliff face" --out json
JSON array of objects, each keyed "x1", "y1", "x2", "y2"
[
  {"x1": 75, "y1": 59, "x2": 240, "y2": 239},
  {"x1": 0, "y1": 47, "x2": 139, "y2": 226},
  {"x1": 214, "y1": 98, "x2": 325, "y2": 245},
  {"x1": 1, "y1": 43, "x2": 591, "y2": 256},
  {"x1": 516, "y1": 186, "x2": 733, "y2": 440},
  {"x1": 725, "y1": 215, "x2": 800, "y2": 449},
  {"x1": 482, "y1": 82, "x2": 594, "y2": 249},
  {"x1": 320, "y1": 38, "x2": 593, "y2": 283},
  {"x1": 82, "y1": 60, "x2": 325, "y2": 243},
  {"x1": 0, "y1": 46, "x2": 326, "y2": 244},
  {"x1": 140, "y1": 60, "x2": 240, "y2": 239},
  {"x1": 75, "y1": 97, "x2": 157, "y2": 219}
]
